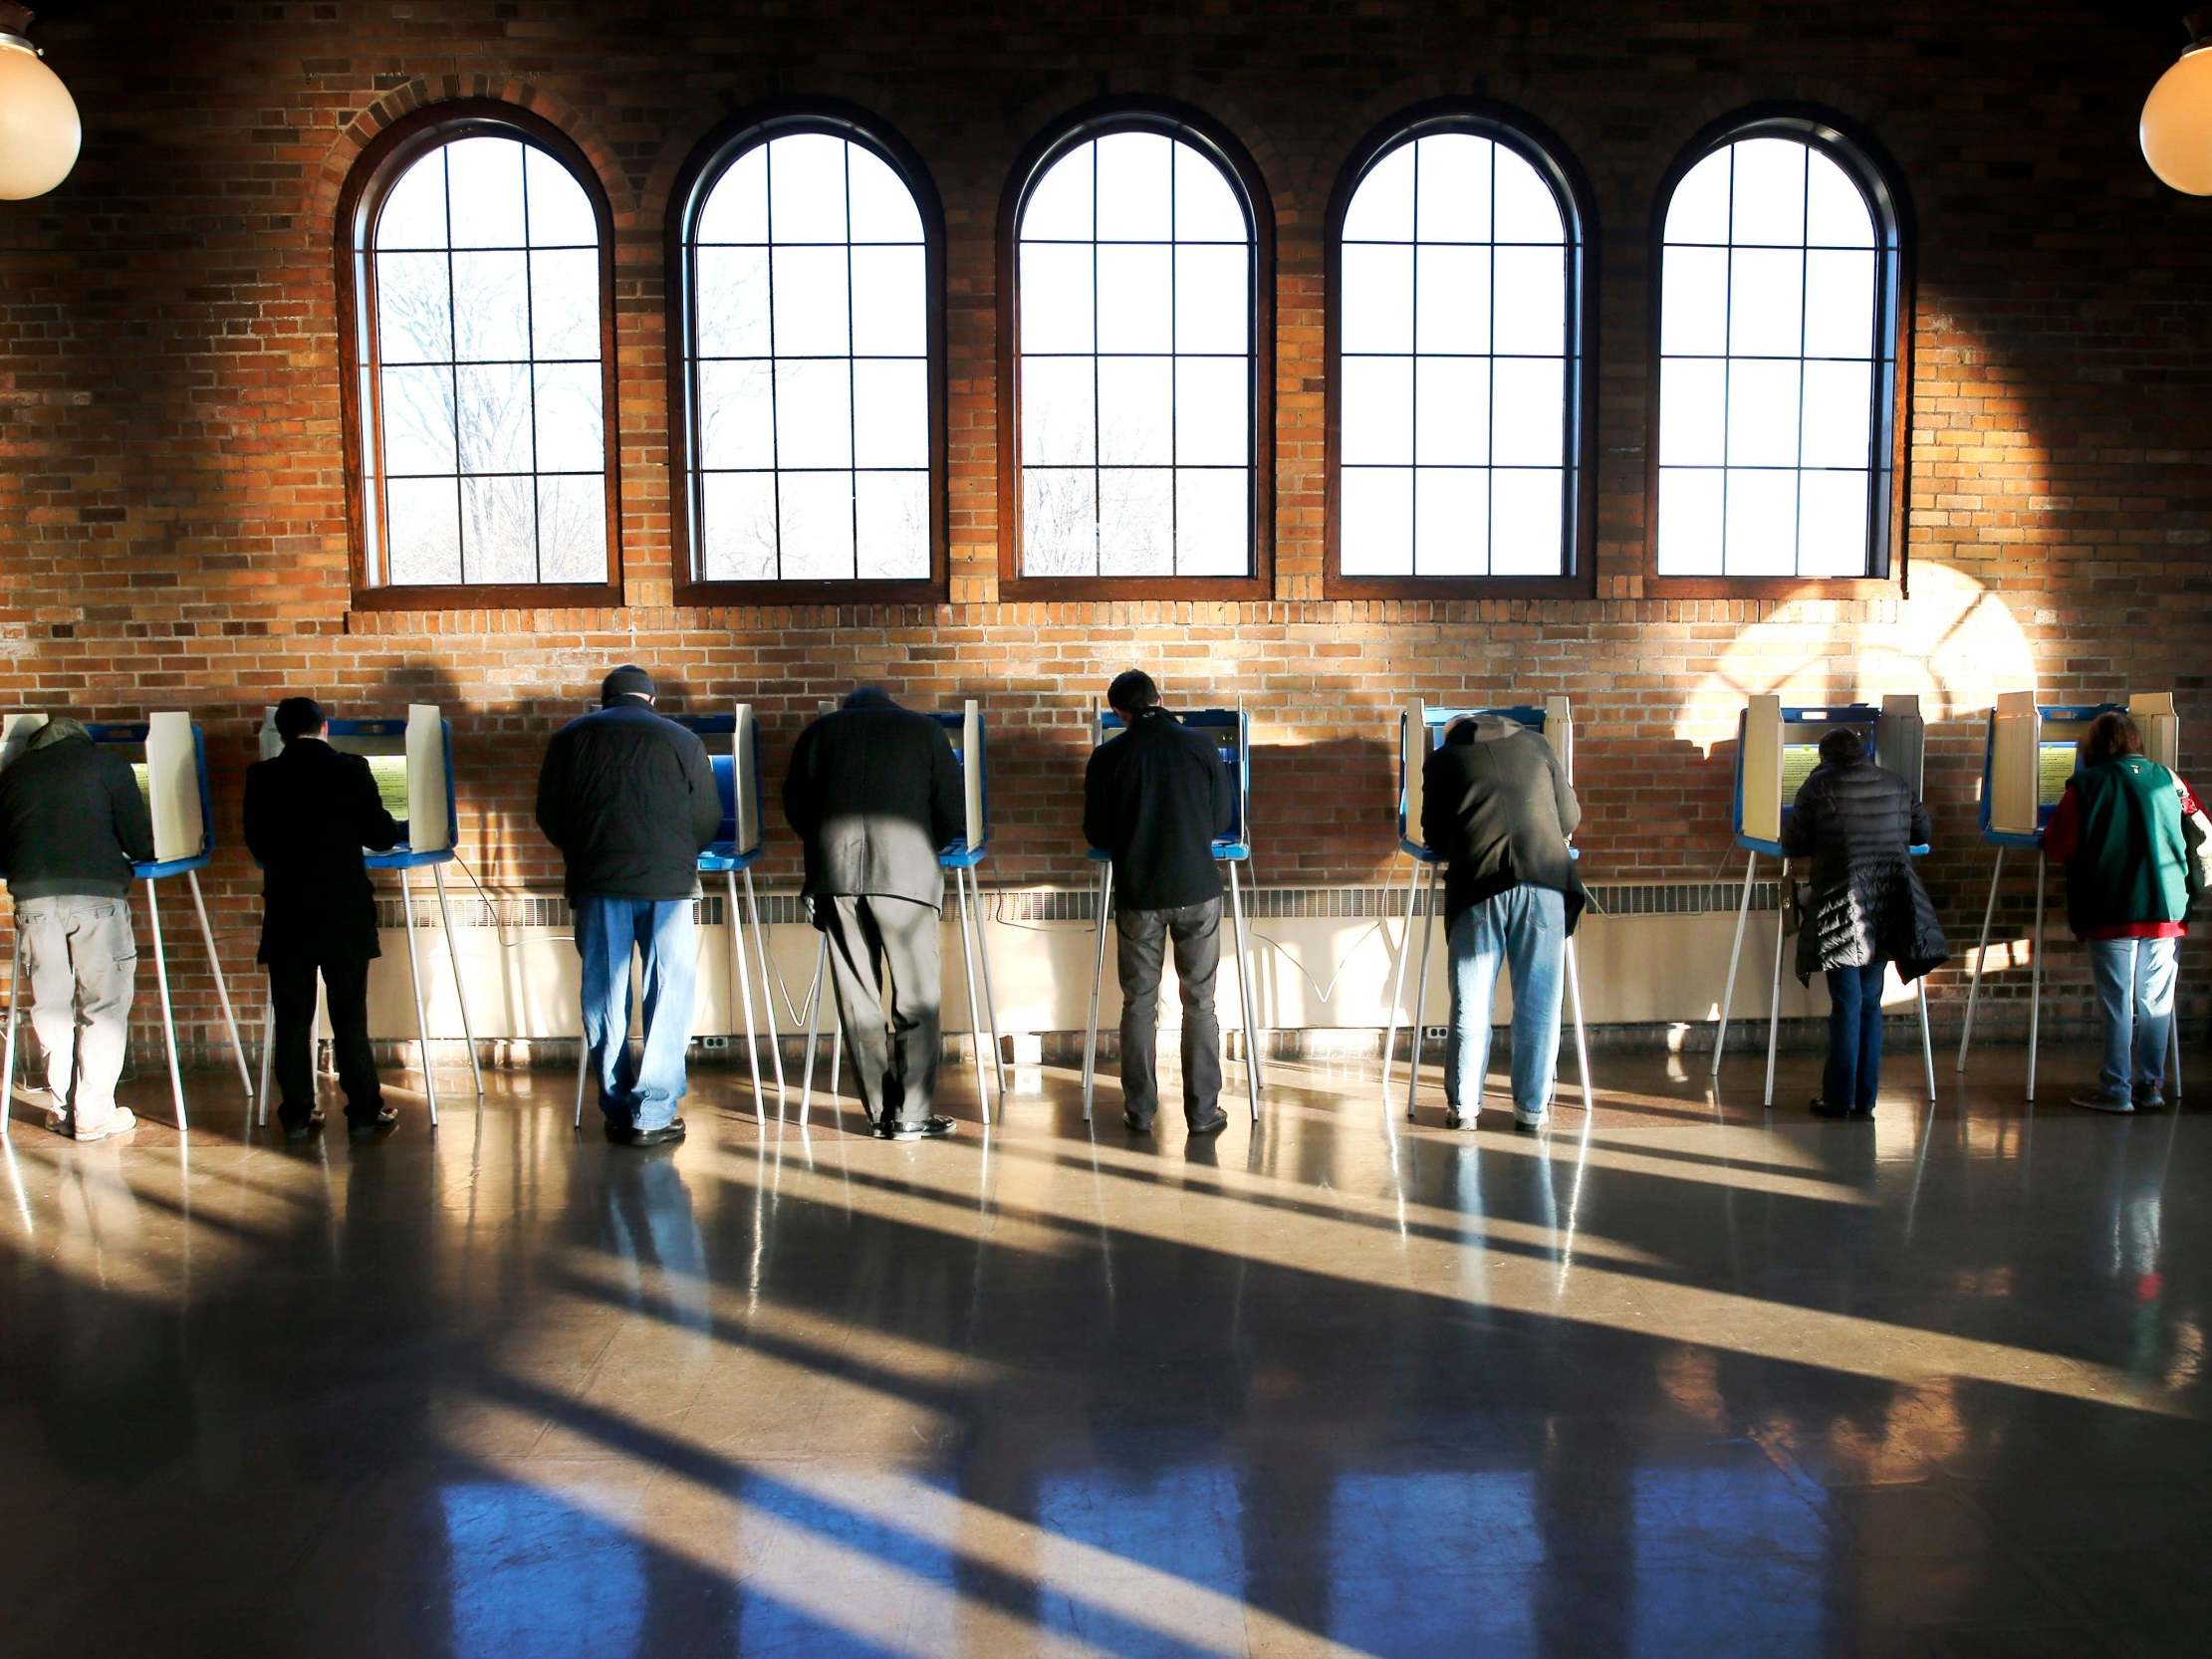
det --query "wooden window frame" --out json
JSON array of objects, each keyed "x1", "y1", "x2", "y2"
[
  {"x1": 336, "y1": 100, "x2": 624, "y2": 611},
  {"x1": 1643, "y1": 103, "x2": 1915, "y2": 599},
  {"x1": 1324, "y1": 99, "x2": 1600, "y2": 601},
  {"x1": 995, "y1": 97, "x2": 1277, "y2": 603},
  {"x1": 666, "y1": 98, "x2": 949, "y2": 607}
]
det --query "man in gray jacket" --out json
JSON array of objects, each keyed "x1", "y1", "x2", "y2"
[{"x1": 0, "y1": 718, "x2": 155, "y2": 1140}]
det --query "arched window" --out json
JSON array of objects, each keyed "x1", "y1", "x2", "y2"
[
  {"x1": 339, "y1": 103, "x2": 618, "y2": 604},
  {"x1": 999, "y1": 102, "x2": 1274, "y2": 597},
  {"x1": 669, "y1": 105, "x2": 944, "y2": 599},
  {"x1": 1329, "y1": 106, "x2": 1595, "y2": 593},
  {"x1": 1652, "y1": 111, "x2": 1908, "y2": 582}
]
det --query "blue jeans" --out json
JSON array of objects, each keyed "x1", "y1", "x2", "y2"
[
  {"x1": 1445, "y1": 885, "x2": 1566, "y2": 1118},
  {"x1": 2089, "y1": 936, "x2": 2177, "y2": 1102},
  {"x1": 1823, "y1": 961, "x2": 1887, "y2": 1110},
  {"x1": 576, "y1": 897, "x2": 697, "y2": 1131}
]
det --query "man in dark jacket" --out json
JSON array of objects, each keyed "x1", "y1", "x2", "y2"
[
  {"x1": 1083, "y1": 670, "x2": 1236, "y2": 1137},
  {"x1": 537, "y1": 665, "x2": 721, "y2": 1147},
  {"x1": 244, "y1": 697, "x2": 402, "y2": 1141},
  {"x1": 1782, "y1": 727, "x2": 1947, "y2": 1120},
  {"x1": 1420, "y1": 714, "x2": 1586, "y2": 1130},
  {"x1": 0, "y1": 716, "x2": 154, "y2": 1140},
  {"x1": 783, "y1": 687, "x2": 964, "y2": 1139}
]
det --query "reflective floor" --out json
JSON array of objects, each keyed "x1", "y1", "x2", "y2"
[{"x1": 1, "y1": 1043, "x2": 2206, "y2": 1658}]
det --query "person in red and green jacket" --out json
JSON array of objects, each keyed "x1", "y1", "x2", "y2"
[{"x1": 2045, "y1": 710, "x2": 2196, "y2": 1114}]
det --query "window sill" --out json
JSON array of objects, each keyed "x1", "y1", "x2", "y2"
[
  {"x1": 994, "y1": 573, "x2": 1274, "y2": 604},
  {"x1": 1323, "y1": 572, "x2": 1595, "y2": 602},
  {"x1": 349, "y1": 581, "x2": 625, "y2": 613},
  {"x1": 1644, "y1": 575, "x2": 1898, "y2": 601}
]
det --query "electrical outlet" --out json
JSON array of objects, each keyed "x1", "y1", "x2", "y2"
[
  {"x1": 698, "y1": 1036, "x2": 729, "y2": 1051},
  {"x1": 1422, "y1": 1025, "x2": 1449, "y2": 1041}
]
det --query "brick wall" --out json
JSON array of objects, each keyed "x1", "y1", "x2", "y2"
[{"x1": 2, "y1": 0, "x2": 2207, "y2": 1050}]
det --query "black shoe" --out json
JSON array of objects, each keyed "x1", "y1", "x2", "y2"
[
  {"x1": 607, "y1": 1116, "x2": 686, "y2": 1148},
  {"x1": 347, "y1": 1105, "x2": 399, "y2": 1138},
  {"x1": 1849, "y1": 1105, "x2": 1876, "y2": 1120},
  {"x1": 281, "y1": 1106, "x2": 327, "y2": 1143},
  {"x1": 876, "y1": 1115, "x2": 954, "y2": 1141},
  {"x1": 1809, "y1": 1097, "x2": 1852, "y2": 1119},
  {"x1": 1121, "y1": 1108, "x2": 1154, "y2": 1134},
  {"x1": 1186, "y1": 1110, "x2": 1230, "y2": 1138},
  {"x1": 1444, "y1": 1104, "x2": 1470, "y2": 1129}
]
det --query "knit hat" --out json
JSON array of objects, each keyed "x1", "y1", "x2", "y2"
[{"x1": 601, "y1": 665, "x2": 656, "y2": 706}]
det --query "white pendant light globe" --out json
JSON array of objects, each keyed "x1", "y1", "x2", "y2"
[
  {"x1": 2142, "y1": 38, "x2": 2212, "y2": 195},
  {"x1": 0, "y1": 7, "x2": 79, "y2": 201}
]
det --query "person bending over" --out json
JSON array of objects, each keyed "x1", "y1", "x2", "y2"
[
  {"x1": 537, "y1": 666, "x2": 720, "y2": 1148},
  {"x1": 1083, "y1": 670, "x2": 1236, "y2": 1138}
]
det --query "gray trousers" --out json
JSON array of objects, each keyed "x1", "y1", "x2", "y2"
[
  {"x1": 17, "y1": 894, "x2": 136, "y2": 1131},
  {"x1": 1115, "y1": 897, "x2": 1224, "y2": 1124},
  {"x1": 819, "y1": 894, "x2": 941, "y2": 1127}
]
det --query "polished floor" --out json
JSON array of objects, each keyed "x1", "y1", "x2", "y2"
[{"x1": 1, "y1": 1040, "x2": 2206, "y2": 1659}]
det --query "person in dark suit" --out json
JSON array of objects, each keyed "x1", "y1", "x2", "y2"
[
  {"x1": 243, "y1": 696, "x2": 402, "y2": 1142},
  {"x1": 1083, "y1": 670, "x2": 1236, "y2": 1137},
  {"x1": 783, "y1": 687, "x2": 963, "y2": 1140}
]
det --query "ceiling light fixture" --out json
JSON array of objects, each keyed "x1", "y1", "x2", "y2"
[
  {"x1": 2142, "y1": 10, "x2": 2212, "y2": 194},
  {"x1": 0, "y1": 3, "x2": 80, "y2": 200}
]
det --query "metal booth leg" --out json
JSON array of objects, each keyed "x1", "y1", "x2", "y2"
[
  {"x1": 1381, "y1": 856, "x2": 1421, "y2": 1098},
  {"x1": 1404, "y1": 862, "x2": 1438, "y2": 1123},
  {"x1": 1712, "y1": 853, "x2": 1757, "y2": 1081},
  {"x1": 953, "y1": 866, "x2": 991, "y2": 1124},
  {"x1": 2, "y1": 923, "x2": 20, "y2": 1133},
  {"x1": 1916, "y1": 978, "x2": 1937, "y2": 1103},
  {"x1": 397, "y1": 866, "x2": 439, "y2": 1128},
  {"x1": 145, "y1": 877, "x2": 188, "y2": 1132},
  {"x1": 743, "y1": 870, "x2": 786, "y2": 1108},
  {"x1": 967, "y1": 867, "x2": 1008, "y2": 1103},
  {"x1": 1763, "y1": 868, "x2": 1787, "y2": 1110},
  {"x1": 1227, "y1": 859, "x2": 1262, "y2": 1122},
  {"x1": 1565, "y1": 937, "x2": 1595, "y2": 1115},
  {"x1": 1957, "y1": 848, "x2": 2005, "y2": 1072},
  {"x1": 431, "y1": 865, "x2": 484, "y2": 1097},
  {"x1": 2027, "y1": 856, "x2": 2047, "y2": 1104},
  {"x1": 1081, "y1": 862, "x2": 1113, "y2": 1121},
  {"x1": 799, "y1": 930, "x2": 829, "y2": 1129},
  {"x1": 186, "y1": 869, "x2": 254, "y2": 1102},
  {"x1": 257, "y1": 994, "x2": 275, "y2": 1125},
  {"x1": 573, "y1": 1022, "x2": 589, "y2": 1128},
  {"x1": 727, "y1": 872, "x2": 765, "y2": 1117}
]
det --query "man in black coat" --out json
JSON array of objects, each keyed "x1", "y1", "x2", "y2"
[
  {"x1": 1083, "y1": 670, "x2": 1236, "y2": 1137},
  {"x1": 1420, "y1": 714, "x2": 1585, "y2": 1130},
  {"x1": 244, "y1": 697, "x2": 403, "y2": 1141},
  {"x1": 783, "y1": 687, "x2": 964, "y2": 1139},
  {"x1": 537, "y1": 665, "x2": 722, "y2": 1147}
]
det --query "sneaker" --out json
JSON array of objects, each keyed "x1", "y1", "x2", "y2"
[
  {"x1": 1513, "y1": 1110, "x2": 1548, "y2": 1132},
  {"x1": 1444, "y1": 1104, "x2": 1472, "y2": 1129},
  {"x1": 13, "y1": 1083, "x2": 67, "y2": 1132},
  {"x1": 875, "y1": 1115, "x2": 954, "y2": 1141},
  {"x1": 2133, "y1": 1090, "x2": 2168, "y2": 1112},
  {"x1": 2070, "y1": 1091, "x2": 2134, "y2": 1115},
  {"x1": 74, "y1": 1108, "x2": 136, "y2": 1143}
]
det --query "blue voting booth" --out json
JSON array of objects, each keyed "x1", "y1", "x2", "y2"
[
  {"x1": 1710, "y1": 694, "x2": 1935, "y2": 1107},
  {"x1": 1079, "y1": 701, "x2": 1264, "y2": 1124},
  {"x1": 1382, "y1": 698, "x2": 1593, "y2": 1122},
  {"x1": 2, "y1": 712, "x2": 255, "y2": 1132}
]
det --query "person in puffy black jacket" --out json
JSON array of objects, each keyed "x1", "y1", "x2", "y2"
[
  {"x1": 536, "y1": 666, "x2": 721, "y2": 1146},
  {"x1": 1781, "y1": 727, "x2": 1948, "y2": 1119}
]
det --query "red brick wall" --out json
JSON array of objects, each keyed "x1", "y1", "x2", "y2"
[{"x1": 2, "y1": 1, "x2": 2207, "y2": 1046}]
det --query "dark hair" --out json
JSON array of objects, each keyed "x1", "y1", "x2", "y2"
[
  {"x1": 600, "y1": 664, "x2": 656, "y2": 706},
  {"x1": 1106, "y1": 669, "x2": 1160, "y2": 714},
  {"x1": 2081, "y1": 710, "x2": 2143, "y2": 768},
  {"x1": 1818, "y1": 727, "x2": 1865, "y2": 765},
  {"x1": 274, "y1": 697, "x2": 326, "y2": 742}
]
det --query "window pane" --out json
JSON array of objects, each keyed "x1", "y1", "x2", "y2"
[
  {"x1": 1803, "y1": 251, "x2": 1875, "y2": 358},
  {"x1": 771, "y1": 247, "x2": 851, "y2": 356},
  {"x1": 376, "y1": 151, "x2": 449, "y2": 250},
  {"x1": 455, "y1": 363, "x2": 532, "y2": 474},
  {"x1": 1175, "y1": 358, "x2": 1247, "y2": 466},
  {"x1": 851, "y1": 245, "x2": 926, "y2": 356},
  {"x1": 1341, "y1": 356, "x2": 1412, "y2": 465},
  {"x1": 1021, "y1": 144, "x2": 1094, "y2": 240},
  {"x1": 1492, "y1": 245, "x2": 1565, "y2": 356},
  {"x1": 1664, "y1": 150, "x2": 1731, "y2": 244},
  {"x1": 1021, "y1": 357, "x2": 1096, "y2": 466},
  {"x1": 1490, "y1": 468, "x2": 1564, "y2": 575},
  {"x1": 380, "y1": 365, "x2": 458, "y2": 474},
  {"x1": 530, "y1": 248, "x2": 601, "y2": 361},
  {"x1": 1098, "y1": 356, "x2": 1172, "y2": 465},
  {"x1": 1340, "y1": 467, "x2": 1412, "y2": 575},
  {"x1": 1414, "y1": 357, "x2": 1488, "y2": 466},
  {"x1": 853, "y1": 358, "x2": 928, "y2": 469},
  {"x1": 1097, "y1": 245, "x2": 1171, "y2": 353},
  {"x1": 1492, "y1": 147, "x2": 1565, "y2": 243},
  {"x1": 1656, "y1": 467, "x2": 1724, "y2": 575},
  {"x1": 777, "y1": 470, "x2": 856, "y2": 580},
  {"x1": 1727, "y1": 248, "x2": 1804, "y2": 357},
  {"x1": 696, "y1": 146, "x2": 767, "y2": 243},
  {"x1": 375, "y1": 252, "x2": 452, "y2": 364},
  {"x1": 1415, "y1": 133, "x2": 1492, "y2": 242},
  {"x1": 534, "y1": 362, "x2": 604, "y2": 474},
  {"x1": 537, "y1": 475, "x2": 607, "y2": 582},
  {"x1": 384, "y1": 477, "x2": 461, "y2": 584},
  {"x1": 698, "y1": 471, "x2": 778, "y2": 580},
  {"x1": 1413, "y1": 467, "x2": 1487, "y2": 575},
  {"x1": 1174, "y1": 141, "x2": 1245, "y2": 240},
  {"x1": 856, "y1": 471, "x2": 929, "y2": 579},
  {"x1": 445, "y1": 137, "x2": 526, "y2": 248},
  {"x1": 1490, "y1": 357, "x2": 1564, "y2": 466},
  {"x1": 846, "y1": 144, "x2": 923, "y2": 243},
  {"x1": 460, "y1": 473, "x2": 536, "y2": 582},
  {"x1": 1799, "y1": 470, "x2": 1871, "y2": 575},
  {"x1": 525, "y1": 145, "x2": 598, "y2": 247},
  {"x1": 1658, "y1": 357, "x2": 1726, "y2": 467},
  {"x1": 768, "y1": 132, "x2": 851, "y2": 243},
  {"x1": 696, "y1": 359, "x2": 775, "y2": 470},
  {"x1": 1343, "y1": 141, "x2": 1414, "y2": 241},
  {"x1": 1729, "y1": 137, "x2": 1807, "y2": 246},
  {"x1": 1341, "y1": 244, "x2": 1413, "y2": 354},
  {"x1": 1723, "y1": 468, "x2": 1798, "y2": 575},
  {"x1": 693, "y1": 247, "x2": 770, "y2": 357},
  {"x1": 1659, "y1": 246, "x2": 1728, "y2": 356},
  {"x1": 773, "y1": 359, "x2": 853, "y2": 469},
  {"x1": 1176, "y1": 470, "x2": 1248, "y2": 574},
  {"x1": 1726, "y1": 358, "x2": 1801, "y2": 468},
  {"x1": 1022, "y1": 469, "x2": 1096, "y2": 575},
  {"x1": 1413, "y1": 244, "x2": 1489, "y2": 355},
  {"x1": 450, "y1": 251, "x2": 530, "y2": 360},
  {"x1": 1174, "y1": 245, "x2": 1248, "y2": 354},
  {"x1": 1800, "y1": 359, "x2": 1873, "y2": 468},
  {"x1": 1806, "y1": 149, "x2": 1875, "y2": 248},
  {"x1": 1096, "y1": 131, "x2": 1170, "y2": 240},
  {"x1": 1099, "y1": 468, "x2": 1174, "y2": 576},
  {"x1": 1019, "y1": 244, "x2": 1094, "y2": 353}
]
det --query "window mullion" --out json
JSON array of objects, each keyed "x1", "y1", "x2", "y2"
[
  {"x1": 441, "y1": 146, "x2": 467, "y2": 585},
  {"x1": 764, "y1": 142, "x2": 785, "y2": 583},
  {"x1": 520, "y1": 141, "x2": 544, "y2": 585}
]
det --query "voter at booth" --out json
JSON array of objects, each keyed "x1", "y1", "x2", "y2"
[
  {"x1": 537, "y1": 665, "x2": 721, "y2": 1149},
  {"x1": 1780, "y1": 727, "x2": 1948, "y2": 1120},
  {"x1": 244, "y1": 696, "x2": 402, "y2": 1141},
  {"x1": 1418, "y1": 712, "x2": 1584, "y2": 1131},
  {"x1": 784, "y1": 687, "x2": 965, "y2": 1140},
  {"x1": 0, "y1": 716, "x2": 154, "y2": 1140},
  {"x1": 1082, "y1": 670, "x2": 1236, "y2": 1138}
]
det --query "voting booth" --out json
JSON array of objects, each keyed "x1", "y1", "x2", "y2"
[
  {"x1": 1955, "y1": 691, "x2": 2181, "y2": 1101},
  {"x1": 1710, "y1": 694, "x2": 1937, "y2": 1107},
  {"x1": 1079, "y1": 701, "x2": 1264, "y2": 1124},
  {"x1": 1381, "y1": 698, "x2": 1593, "y2": 1122},
  {"x1": 2, "y1": 712, "x2": 255, "y2": 1132}
]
